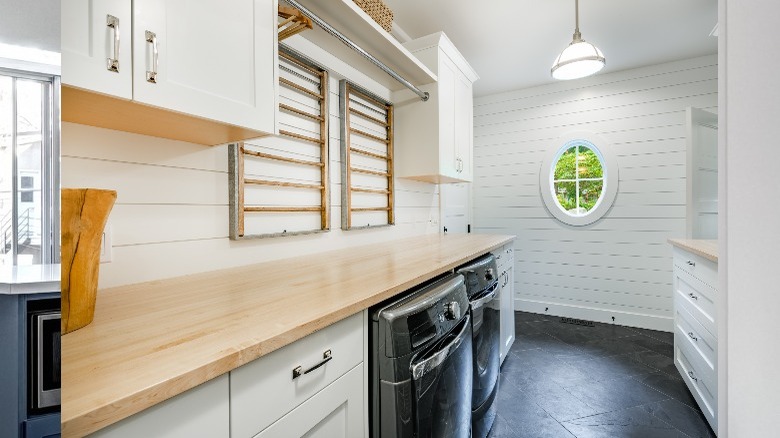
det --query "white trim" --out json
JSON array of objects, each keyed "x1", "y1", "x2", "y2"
[
  {"x1": 539, "y1": 131, "x2": 619, "y2": 226},
  {"x1": 515, "y1": 298, "x2": 673, "y2": 332}
]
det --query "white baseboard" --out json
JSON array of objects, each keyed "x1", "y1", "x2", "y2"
[{"x1": 515, "y1": 298, "x2": 673, "y2": 332}]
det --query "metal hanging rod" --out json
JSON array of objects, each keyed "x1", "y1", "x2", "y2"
[{"x1": 283, "y1": 0, "x2": 430, "y2": 102}]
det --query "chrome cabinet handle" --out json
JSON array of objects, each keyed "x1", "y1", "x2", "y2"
[
  {"x1": 686, "y1": 260, "x2": 696, "y2": 267},
  {"x1": 688, "y1": 332, "x2": 698, "y2": 342},
  {"x1": 688, "y1": 292, "x2": 698, "y2": 300},
  {"x1": 292, "y1": 349, "x2": 332, "y2": 379},
  {"x1": 145, "y1": 30, "x2": 158, "y2": 83},
  {"x1": 688, "y1": 370, "x2": 698, "y2": 382},
  {"x1": 106, "y1": 15, "x2": 120, "y2": 72}
]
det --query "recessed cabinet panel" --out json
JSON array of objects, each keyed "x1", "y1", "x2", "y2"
[
  {"x1": 133, "y1": 0, "x2": 277, "y2": 134},
  {"x1": 62, "y1": 0, "x2": 132, "y2": 99}
]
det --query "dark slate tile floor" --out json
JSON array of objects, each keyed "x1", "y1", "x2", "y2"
[{"x1": 489, "y1": 311, "x2": 716, "y2": 438}]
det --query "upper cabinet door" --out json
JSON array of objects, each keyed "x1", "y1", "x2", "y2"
[
  {"x1": 437, "y1": 54, "x2": 458, "y2": 180},
  {"x1": 132, "y1": 0, "x2": 277, "y2": 134},
  {"x1": 62, "y1": 0, "x2": 132, "y2": 99},
  {"x1": 454, "y1": 71, "x2": 473, "y2": 181}
]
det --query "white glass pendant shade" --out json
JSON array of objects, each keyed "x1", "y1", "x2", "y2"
[{"x1": 551, "y1": 39, "x2": 606, "y2": 80}]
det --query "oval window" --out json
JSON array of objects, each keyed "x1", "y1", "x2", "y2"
[{"x1": 540, "y1": 135, "x2": 618, "y2": 226}]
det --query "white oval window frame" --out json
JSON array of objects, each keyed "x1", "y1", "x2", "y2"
[{"x1": 539, "y1": 132, "x2": 619, "y2": 226}]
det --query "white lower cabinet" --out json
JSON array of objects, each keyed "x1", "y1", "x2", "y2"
[
  {"x1": 255, "y1": 364, "x2": 364, "y2": 438},
  {"x1": 672, "y1": 246, "x2": 718, "y2": 433},
  {"x1": 230, "y1": 311, "x2": 366, "y2": 438},
  {"x1": 89, "y1": 374, "x2": 230, "y2": 438},
  {"x1": 496, "y1": 243, "x2": 515, "y2": 363}
]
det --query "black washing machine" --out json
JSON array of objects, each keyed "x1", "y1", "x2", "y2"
[
  {"x1": 457, "y1": 254, "x2": 501, "y2": 438},
  {"x1": 370, "y1": 273, "x2": 473, "y2": 438}
]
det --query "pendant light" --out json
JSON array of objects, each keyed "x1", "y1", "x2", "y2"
[{"x1": 551, "y1": 0, "x2": 605, "y2": 80}]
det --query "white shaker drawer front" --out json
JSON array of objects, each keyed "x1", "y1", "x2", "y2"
[
  {"x1": 674, "y1": 304, "x2": 716, "y2": 374},
  {"x1": 495, "y1": 244, "x2": 514, "y2": 272},
  {"x1": 230, "y1": 312, "x2": 364, "y2": 438},
  {"x1": 675, "y1": 338, "x2": 717, "y2": 430},
  {"x1": 254, "y1": 364, "x2": 365, "y2": 438},
  {"x1": 673, "y1": 247, "x2": 717, "y2": 288},
  {"x1": 673, "y1": 268, "x2": 716, "y2": 335}
]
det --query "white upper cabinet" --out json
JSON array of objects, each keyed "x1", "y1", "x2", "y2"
[
  {"x1": 61, "y1": 0, "x2": 278, "y2": 145},
  {"x1": 61, "y1": 0, "x2": 132, "y2": 99},
  {"x1": 393, "y1": 32, "x2": 478, "y2": 183}
]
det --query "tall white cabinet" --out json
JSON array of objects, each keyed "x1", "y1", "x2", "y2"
[
  {"x1": 495, "y1": 242, "x2": 515, "y2": 363},
  {"x1": 61, "y1": 0, "x2": 278, "y2": 143},
  {"x1": 393, "y1": 32, "x2": 479, "y2": 183}
]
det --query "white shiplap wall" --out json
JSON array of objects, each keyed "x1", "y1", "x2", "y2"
[
  {"x1": 62, "y1": 38, "x2": 439, "y2": 289},
  {"x1": 473, "y1": 55, "x2": 717, "y2": 331}
]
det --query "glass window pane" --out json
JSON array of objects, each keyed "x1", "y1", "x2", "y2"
[
  {"x1": 553, "y1": 146, "x2": 577, "y2": 180},
  {"x1": 577, "y1": 146, "x2": 603, "y2": 179},
  {"x1": 16, "y1": 79, "x2": 44, "y2": 265},
  {"x1": 579, "y1": 180, "x2": 604, "y2": 212},
  {"x1": 554, "y1": 181, "x2": 577, "y2": 212},
  {"x1": 0, "y1": 76, "x2": 12, "y2": 266}
]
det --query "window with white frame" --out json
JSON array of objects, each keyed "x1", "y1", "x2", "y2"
[{"x1": 0, "y1": 68, "x2": 59, "y2": 266}]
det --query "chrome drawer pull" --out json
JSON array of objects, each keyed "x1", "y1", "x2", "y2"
[
  {"x1": 688, "y1": 370, "x2": 698, "y2": 382},
  {"x1": 292, "y1": 349, "x2": 332, "y2": 379},
  {"x1": 688, "y1": 292, "x2": 698, "y2": 300},
  {"x1": 686, "y1": 260, "x2": 696, "y2": 267},
  {"x1": 106, "y1": 15, "x2": 120, "y2": 72},
  {"x1": 688, "y1": 332, "x2": 698, "y2": 342},
  {"x1": 145, "y1": 30, "x2": 158, "y2": 83}
]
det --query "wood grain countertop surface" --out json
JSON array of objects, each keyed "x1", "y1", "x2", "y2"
[
  {"x1": 62, "y1": 233, "x2": 514, "y2": 437},
  {"x1": 668, "y1": 238, "x2": 718, "y2": 262}
]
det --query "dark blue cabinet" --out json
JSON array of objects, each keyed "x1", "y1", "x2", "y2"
[{"x1": 23, "y1": 414, "x2": 60, "y2": 438}]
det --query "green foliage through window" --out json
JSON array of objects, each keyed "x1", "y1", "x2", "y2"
[{"x1": 552, "y1": 142, "x2": 605, "y2": 216}]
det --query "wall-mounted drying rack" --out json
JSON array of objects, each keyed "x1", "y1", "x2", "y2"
[
  {"x1": 278, "y1": 6, "x2": 312, "y2": 41},
  {"x1": 283, "y1": 0, "x2": 430, "y2": 102},
  {"x1": 229, "y1": 46, "x2": 329, "y2": 239},
  {"x1": 340, "y1": 79, "x2": 395, "y2": 230}
]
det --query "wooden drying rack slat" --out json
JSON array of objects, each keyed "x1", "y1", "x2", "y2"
[
  {"x1": 244, "y1": 178, "x2": 324, "y2": 190},
  {"x1": 350, "y1": 127, "x2": 390, "y2": 144},
  {"x1": 279, "y1": 103, "x2": 324, "y2": 121},
  {"x1": 245, "y1": 206, "x2": 323, "y2": 212},
  {"x1": 351, "y1": 187, "x2": 390, "y2": 195},
  {"x1": 340, "y1": 80, "x2": 395, "y2": 230},
  {"x1": 242, "y1": 148, "x2": 324, "y2": 167},
  {"x1": 279, "y1": 51, "x2": 324, "y2": 78},
  {"x1": 349, "y1": 107, "x2": 389, "y2": 127},
  {"x1": 350, "y1": 147, "x2": 387, "y2": 160},
  {"x1": 351, "y1": 167, "x2": 389, "y2": 177},
  {"x1": 280, "y1": 129, "x2": 323, "y2": 145},
  {"x1": 279, "y1": 77, "x2": 324, "y2": 99}
]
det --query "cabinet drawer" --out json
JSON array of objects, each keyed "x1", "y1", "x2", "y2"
[
  {"x1": 494, "y1": 244, "x2": 514, "y2": 272},
  {"x1": 674, "y1": 306, "x2": 716, "y2": 380},
  {"x1": 675, "y1": 338, "x2": 717, "y2": 430},
  {"x1": 255, "y1": 364, "x2": 365, "y2": 438},
  {"x1": 230, "y1": 312, "x2": 364, "y2": 438},
  {"x1": 673, "y1": 267, "x2": 716, "y2": 335},
  {"x1": 673, "y1": 247, "x2": 717, "y2": 288}
]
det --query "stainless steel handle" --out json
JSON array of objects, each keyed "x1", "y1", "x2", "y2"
[
  {"x1": 688, "y1": 370, "x2": 698, "y2": 382},
  {"x1": 411, "y1": 314, "x2": 470, "y2": 380},
  {"x1": 471, "y1": 282, "x2": 499, "y2": 311},
  {"x1": 686, "y1": 260, "x2": 696, "y2": 267},
  {"x1": 106, "y1": 15, "x2": 120, "y2": 72},
  {"x1": 292, "y1": 349, "x2": 332, "y2": 379},
  {"x1": 688, "y1": 332, "x2": 698, "y2": 342},
  {"x1": 688, "y1": 292, "x2": 698, "y2": 300},
  {"x1": 145, "y1": 30, "x2": 158, "y2": 83}
]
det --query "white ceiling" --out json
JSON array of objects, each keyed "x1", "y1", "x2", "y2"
[
  {"x1": 383, "y1": 0, "x2": 717, "y2": 97},
  {"x1": 0, "y1": 0, "x2": 60, "y2": 53}
]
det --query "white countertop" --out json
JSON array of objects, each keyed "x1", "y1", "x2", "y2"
[{"x1": 0, "y1": 263, "x2": 61, "y2": 294}]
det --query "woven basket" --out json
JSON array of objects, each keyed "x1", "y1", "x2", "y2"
[{"x1": 353, "y1": 0, "x2": 393, "y2": 32}]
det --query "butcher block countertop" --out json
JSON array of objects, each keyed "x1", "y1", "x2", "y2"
[
  {"x1": 62, "y1": 233, "x2": 514, "y2": 437},
  {"x1": 668, "y1": 238, "x2": 718, "y2": 262}
]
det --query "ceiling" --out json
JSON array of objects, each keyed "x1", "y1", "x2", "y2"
[
  {"x1": 0, "y1": 0, "x2": 60, "y2": 53},
  {"x1": 383, "y1": 0, "x2": 717, "y2": 97}
]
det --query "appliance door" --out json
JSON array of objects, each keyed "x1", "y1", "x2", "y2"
[
  {"x1": 411, "y1": 314, "x2": 473, "y2": 438},
  {"x1": 31, "y1": 311, "x2": 61, "y2": 410},
  {"x1": 470, "y1": 281, "x2": 501, "y2": 409}
]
